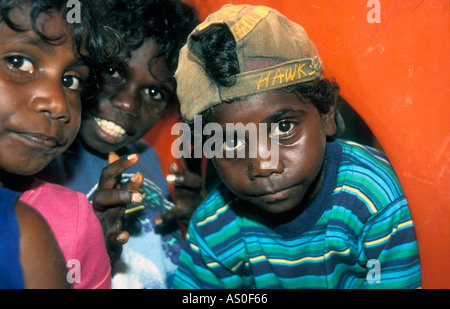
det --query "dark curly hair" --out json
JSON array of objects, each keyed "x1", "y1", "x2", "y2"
[
  {"x1": 0, "y1": 0, "x2": 123, "y2": 71},
  {"x1": 192, "y1": 24, "x2": 340, "y2": 124},
  {"x1": 102, "y1": 0, "x2": 199, "y2": 75}
]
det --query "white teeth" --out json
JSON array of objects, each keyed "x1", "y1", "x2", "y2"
[{"x1": 94, "y1": 117, "x2": 126, "y2": 138}]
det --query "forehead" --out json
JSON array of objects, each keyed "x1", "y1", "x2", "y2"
[
  {"x1": 129, "y1": 39, "x2": 172, "y2": 81},
  {"x1": 3, "y1": 6, "x2": 71, "y2": 44},
  {"x1": 211, "y1": 90, "x2": 311, "y2": 124}
]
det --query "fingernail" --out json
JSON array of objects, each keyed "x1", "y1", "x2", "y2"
[
  {"x1": 131, "y1": 192, "x2": 142, "y2": 203},
  {"x1": 154, "y1": 215, "x2": 163, "y2": 225},
  {"x1": 166, "y1": 174, "x2": 176, "y2": 183},
  {"x1": 127, "y1": 154, "x2": 138, "y2": 161},
  {"x1": 169, "y1": 162, "x2": 179, "y2": 172},
  {"x1": 131, "y1": 172, "x2": 140, "y2": 182},
  {"x1": 117, "y1": 233, "x2": 127, "y2": 243}
]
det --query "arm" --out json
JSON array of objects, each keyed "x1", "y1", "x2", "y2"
[
  {"x1": 16, "y1": 201, "x2": 71, "y2": 289},
  {"x1": 172, "y1": 211, "x2": 246, "y2": 289},
  {"x1": 357, "y1": 198, "x2": 421, "y2": 288}
]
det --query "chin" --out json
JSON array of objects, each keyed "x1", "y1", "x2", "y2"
[{"x1": 243, "y1": 196, "x2": 298, "y2": 215}]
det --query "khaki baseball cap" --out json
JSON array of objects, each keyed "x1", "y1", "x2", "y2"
[{"x1": 175, "y1": 4, "x2": 344, "y2": 136}]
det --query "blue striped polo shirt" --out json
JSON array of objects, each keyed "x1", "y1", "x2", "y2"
[{"x1": 172, "y1": 140, "x2": 421, "y2": 289}]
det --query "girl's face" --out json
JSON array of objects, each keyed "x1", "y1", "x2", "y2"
[
  {"x1": 78, "y1": 38, "x2": 174, "y2": 154},
  {"x1": 0, "y1": 8, "x2": 88, "y2": 176},
  {"x1": 211, "y1": 90, "x2": 336, "y2": 215}
]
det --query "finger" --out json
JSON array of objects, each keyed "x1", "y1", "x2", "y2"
[
  {"x1": 154, "y1": 206, "x2": 187, "y2": 226},
  {"x1": 92, "y1": 189, "x2": 143, "y2": 211},
  {"x1": 108, "y1": 152, "x2": 120, "y2": 164},
  {"x1": 108, "y1": 152, "x2": 121, "y2": 188},
  {"x1": 107, "y1": 231, "x2": 129, "y2": 258},
  {"x1": 98, "y1": 154, "x2": 140, "y2": 189},
  {"x1": 167, "y1": 162, "x2": 181, "y2": 174},
  {"x1": 166, "y1": 172, "x2": 203, "y2": 189},
  {"x1": 108, "y1": 231, "x2": 129, "y2": 247},
  {"x1": 123, "y1": 172, "x2": 144, "y2": 191}
]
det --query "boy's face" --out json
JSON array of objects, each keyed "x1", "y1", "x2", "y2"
[
  {"x1": 211, "y1": 90, "x2": 336, "y2": 215},
  {"x1": 79, "y1": 39, "x2": 174, "y2": 154},
  {"x1": 0, "y1": 8, "x2": 88, "y2": 176}
]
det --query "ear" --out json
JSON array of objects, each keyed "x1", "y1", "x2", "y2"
[{"x1": 321, "y1": 103, "x2": 337, "y2": 137}]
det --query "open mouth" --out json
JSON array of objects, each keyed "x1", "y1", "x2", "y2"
[{"x1": 93, "y1": 117, "x2": 126, "y2": 138}]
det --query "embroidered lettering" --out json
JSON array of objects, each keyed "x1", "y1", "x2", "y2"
[
  {"x1": 272, "y1": 69, "x2": 284, "y2": 86},
  {"x1": 257, "y1": 71, "x2": 271, "y2": 90},
  {"x1": 253, "y1": 60, "x2": 319, "y2": 93},
  {"x1": 298, "y1": 63, "x2": 307, "y2": 79},
  {"x1": 285, "y1": 64, "x2": 298, "y2": 82}
]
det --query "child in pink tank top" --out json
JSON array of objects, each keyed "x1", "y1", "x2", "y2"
[{"x1": 20, "y1": 181, "x2": 111, "y2": 289}]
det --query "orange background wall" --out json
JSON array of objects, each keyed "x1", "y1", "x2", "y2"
[{"x1": 145, "y1": 0, "x2": 450, "y2": 288}]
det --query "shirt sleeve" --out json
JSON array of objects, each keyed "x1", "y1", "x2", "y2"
[
  {"x1": 357, "y1": 197, "x2": 421, "y2": 288},
  {"x1": 172, "y1": 215, "x2": 246, "y2": 289}
]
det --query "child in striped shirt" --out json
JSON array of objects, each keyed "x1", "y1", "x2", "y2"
[{"x1": 171, "y1": 4, "x2": 421, "y2": 289}]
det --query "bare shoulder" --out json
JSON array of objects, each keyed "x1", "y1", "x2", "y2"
[{"x1": 15, "y1": 201, "x2": 71, "y2": 289}]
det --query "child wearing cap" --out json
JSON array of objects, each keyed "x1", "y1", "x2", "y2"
[{"x1": 172, "y1": 4, "x2": 421, "y2": 289}]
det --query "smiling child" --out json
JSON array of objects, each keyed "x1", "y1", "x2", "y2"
[{"x1": 36, "y1": 0, "x2": 200, "y2": 289}]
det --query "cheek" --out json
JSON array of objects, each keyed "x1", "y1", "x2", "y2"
[
  {"x1": 278, "y1": 125, "x2": 327, "y2": 181},
  {"x1": 213, "y1": 159, "x2": 247, "y2": 193},
  {"x1": 139, "y1": 104, "x2": 166, "y2": 129},
  {"x1": 63, "y1": 102, "x2": 82, "y2": 145}
]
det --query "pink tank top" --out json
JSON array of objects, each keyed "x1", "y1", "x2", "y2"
[{"x1": 20, "y1": 180, "x2": 111, "y2": 289}]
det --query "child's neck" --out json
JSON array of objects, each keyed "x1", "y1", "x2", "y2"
[{"x1": 0, "y1": 171, "x2": 38, "y2": 195}]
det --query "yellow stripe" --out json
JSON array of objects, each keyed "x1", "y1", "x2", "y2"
[
  {"x1": 190, "y1": 242, "x2": 199, "y2": 252},
  {"x1": 364, "y1": 220, "x2": 413, "y2": 247},
  {"x1": 206, "y1": 261, "x2": 219, "y2": 268},
  {"x1": 270, "y1": 248, "x2": 351, "y2": 265},
  {"x1": 124, "y1": 205, "x2": 145, "y2": 214},
  {"x1": 334, "y1": 185, "x2": 378, "y2": 214},
  {"x1": 197, "y1": 201, "x2": 233, "y2": 226},
  {"x1": 249, "y1": 255, "x2": 267, "y2": 263},
  {"x1": 249, "y1": 248, "x2": 351, "y2": 265},
  {"x1": 231, "y1": 260, "x2": 244, "y2": 271}
]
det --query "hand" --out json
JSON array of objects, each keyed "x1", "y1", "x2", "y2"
[
  {"x1": 91, "y1": 152, "x2": 144, "y2": 265},
  {"x1": 154, "y1": 162, "x2": 206, "y2": 228}
]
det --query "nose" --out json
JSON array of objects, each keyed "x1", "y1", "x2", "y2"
[
  {"x1": 110, "y1": 86, "x2": 139, "y2": 117},
  {"x1": 30, "y1": 82, "x2": 70, "y2": 122},
  {"x1": 248, "y1": 138, "x2": 283, "y2": 179}
]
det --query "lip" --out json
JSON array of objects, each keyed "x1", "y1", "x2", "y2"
[
  {"x1": 249, "y1": 186, "x2": 296, "y2": 203},
  {"x1": 92, "y1": 116, "x2": 129, "y2": 144},
  {"x1": 16, "y1": 132, "x2": 60, "y2": 150}
]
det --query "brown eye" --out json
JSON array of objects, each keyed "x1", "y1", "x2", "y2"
[
  {"x1": 7, "y1": 56, "x2": 34, "y2": 73},
  {"x1": 105, "y1": 67, "x2": 122, "y2": 80},
  {"x1": 143, "y1": 87, "x2": 164, "y2": 100},
  {"x1": 222, "y1": 136, "x2": 245, "y2": 152},
  {"x1": 62, "y1": 75, "x2": 81, "y2": 90},
  {"x1": 273, "y1": 120, "x2": 294, "y2": 137}
]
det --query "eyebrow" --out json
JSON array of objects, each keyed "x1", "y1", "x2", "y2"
[
  {"x1": 17, "y1": 36, "x2": 88, "y2": 69},
  {"x1": 19, "y1": 37, "x2": 56, "y2": 53},
  {"x1": 264, "y1": 107, "x2": 301, "y2": 124}
]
